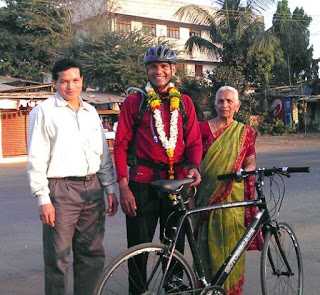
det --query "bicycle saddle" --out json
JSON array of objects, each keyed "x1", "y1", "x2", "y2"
[{"x1": 151, "y1": 178, "x2": 194, "y2": 193}]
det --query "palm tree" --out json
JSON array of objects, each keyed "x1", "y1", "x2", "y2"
[
  {"x1": 176, "y1": 0, "x2": 280, "y2": 117},
  {"x1": 176, "y1": 0, "x2": 275, "y2": 68}
]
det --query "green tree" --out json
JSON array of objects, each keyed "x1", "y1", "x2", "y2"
[
  {"x1": 272, "y1": 0, "x2": 313, "y2": 84},
  {"x1": 179, "y1": 77, "x2": 212, "y2": 120},
  {"x1": 290, "y1": 7, "x2": 313, "y2": 81},
  {"x1": 0, "y1": 0, "x2": 72, "y2": 80},
  {"x1": 246, "y1": 32, "x2": 284, "y2": 86},
  {"x1": 65, "y1": 31, "x2": 153, "y2": 93}
]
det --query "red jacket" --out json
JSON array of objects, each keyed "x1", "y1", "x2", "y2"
[{"x1": 114, "y1": 92, "x2": 202, "y2": 182}]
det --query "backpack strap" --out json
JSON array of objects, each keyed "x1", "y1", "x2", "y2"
[
  {"x1": 179, "y1": 96, "x2": 188, "y2": 128},
  {"x1": 135, "y1": 91, "x2": 149, "y2": 129},
  {"x1": 125, "y1": 87, "x2": 148, "y2": 134},
  {"x1": 125, "y1": 87, "x2": 148, "y2": 167}
]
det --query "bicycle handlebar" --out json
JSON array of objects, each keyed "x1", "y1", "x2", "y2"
[
  {"x1": 282, "y1": 167, "x2": 310, "y2": 173},
  {"x1": 217, "y1": 166, "x2": 310, "y2": 181}
]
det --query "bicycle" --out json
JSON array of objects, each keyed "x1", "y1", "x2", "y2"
[{"x1": 95, "y1": 166, "x2": 310, "y2": 295}]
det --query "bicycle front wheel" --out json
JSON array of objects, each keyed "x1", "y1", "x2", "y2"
[
  {"x1": 260, "y1": 222, "x2": 303, "y2": 295},
  {"x1": 95, "y1": 242, "x2": 197, "y2": 295}
]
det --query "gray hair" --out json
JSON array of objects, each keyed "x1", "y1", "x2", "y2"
[{"x1": 215, "y1": 86, "x2": 239, "y2": 104}]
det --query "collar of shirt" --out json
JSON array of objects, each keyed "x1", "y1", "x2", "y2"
[{"x1": 54, "y1": 92, "x2": 90, "y2": 111}]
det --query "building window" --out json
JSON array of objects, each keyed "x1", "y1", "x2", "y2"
[
  {"x1": 142, "y1": 23, "x2": 156, "y2": 36},
  {"x1": 195, "y1": 64, "x2": 203, "y2": 77},
  {"x1": 176, "y1": 63, "x2": 185, "y2": 75},
  {"x1": 167, "y1": 26, "x2": 180, "y2": 39},
  {"x1": 117, "y1": 20, "x2": 131, "y2": 33},
  {"x1": 189, "y1": 29, "x2": 201, "y2": 37}
]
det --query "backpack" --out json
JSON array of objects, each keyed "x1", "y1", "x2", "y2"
[{"x1": 126, "y1": 87, "x2": 188, "y2": 167}]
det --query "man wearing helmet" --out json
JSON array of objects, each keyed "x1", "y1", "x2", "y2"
[{"x1": 114, "y1": 45, "x2": 202, "y2": 293}]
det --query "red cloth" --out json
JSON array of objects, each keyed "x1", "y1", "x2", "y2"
[
  {"x1": 199, "y1": 120, "x2": 263, "y2": 251},
  {"x1": 114, "y1": 92, "x2": 202, "y2": 182},
  {"x1": 199, "y1": 121, "x2": 255, "y2": 158}
]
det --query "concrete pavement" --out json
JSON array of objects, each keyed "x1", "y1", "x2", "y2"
[{"x1": 0, "y1": 134, "x2": 319, "y2": 294}]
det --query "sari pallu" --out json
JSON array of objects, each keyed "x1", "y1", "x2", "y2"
[{"x1": 196, "y1": 121, "x2": 252, "y2": 295}]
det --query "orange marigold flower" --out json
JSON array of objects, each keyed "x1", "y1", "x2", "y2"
[{"x1": 150, "y1": 99, "x2": 161, "y2": 110}]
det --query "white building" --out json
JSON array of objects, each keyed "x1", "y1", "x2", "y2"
[{"x1": 75, "y1": 0, "x2": 219, "y2": 77}]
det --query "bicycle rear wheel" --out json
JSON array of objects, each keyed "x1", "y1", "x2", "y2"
[
  {"x1": 260, "y1": 222, "x2": 303, "y2": 295},
  {"x1": 95, "y1": 242, "x2": 197, "y2": 295}
]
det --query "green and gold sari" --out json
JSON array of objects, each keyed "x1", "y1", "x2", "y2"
[{"x1": 196, "y1": 121, "x2": 251, "y2": 295}]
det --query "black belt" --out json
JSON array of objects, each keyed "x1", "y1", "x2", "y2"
[
  {"x1": 136, "y1": 158, "x2": 185, "y2": 171},
  {"x1": 56, "y1": 174, "x2": 96, "y2": 181}
]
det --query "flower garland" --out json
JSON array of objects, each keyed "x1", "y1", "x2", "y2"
[{"x1": 145, "y1": 81, "x2": 181, "y2": 179}]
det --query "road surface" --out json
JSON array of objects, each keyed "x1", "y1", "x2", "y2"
[{"x1": 0, "y1": 134, "x2": 319, "y2": 294}]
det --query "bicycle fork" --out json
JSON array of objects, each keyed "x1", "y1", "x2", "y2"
[{"x1": 267, "y1": 224, "x2": 295, "y2": 277}]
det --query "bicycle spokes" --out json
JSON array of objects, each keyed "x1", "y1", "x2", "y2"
[{"x1": 261, "y1": 223, "x2": 303, "y2": 295}]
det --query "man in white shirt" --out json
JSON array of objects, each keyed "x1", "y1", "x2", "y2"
[{"x1": 27, "y1": 58, "x2": 118, "y2": 295}]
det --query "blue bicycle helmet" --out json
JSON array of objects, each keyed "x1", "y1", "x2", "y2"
[{"x1": 143, "y1": 45, "x2": 177, "y2": 65}]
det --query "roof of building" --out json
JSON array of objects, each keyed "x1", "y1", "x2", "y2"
[
  {"x1": 82, "y1": 92, "x2": 125, "y2": 104},
  {"x1": 0, "y1": 84, "x2": 17, "y2": 92},
  {"x1": 0, "y1": 84, "x2": 53, "y2": 94},
  {"x1": 0, "y1": 75, "x2": 42, "y2": 85},
  {"x1": 74, "y1": 0, "x2": 214, "y2": 26},
  {"x1": 116, "y1": 0, "x2": 214, "y2": 24},
  {"x1": 0, "y1": 91, "x2": 125, "y2": 103},
  {"x1": 0, "y1": 75, "x2": 47, "y2": 95}
]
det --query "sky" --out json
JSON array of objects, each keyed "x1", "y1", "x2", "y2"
[{"x1": 188, "y1": 0, "x2": 320, "y2": 58}]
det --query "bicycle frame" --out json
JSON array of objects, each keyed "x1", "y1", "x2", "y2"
[
  {"x1": 162, "y1": 198, "x2": 268, "y2": 289},
  {"x1": 158, "y1": 170, "x2": 299, "y2": 293}
]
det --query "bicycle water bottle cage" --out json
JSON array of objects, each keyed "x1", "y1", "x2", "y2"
[{"x1": 151, "y1": 178, "x2": 194, "y2": 193}]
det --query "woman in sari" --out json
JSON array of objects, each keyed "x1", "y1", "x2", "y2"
[{"x1": 196, "y1": 86, "x2": 263, "y2": 295}]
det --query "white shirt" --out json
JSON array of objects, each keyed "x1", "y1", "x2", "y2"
[{"x1": 27, "y1": 93, "x2": 116, "y2": 205}]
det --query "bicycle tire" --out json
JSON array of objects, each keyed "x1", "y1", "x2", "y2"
[
  {"x1": 260, "y1": 222, "x2": 303, "y2": 295},
  {"x1": 95, "y1": 242, "x2": 197, "y2": 295}
]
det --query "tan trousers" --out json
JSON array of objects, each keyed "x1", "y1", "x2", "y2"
[{"x1": 43, "y1": 175, "x2": 105, "y2": 295}]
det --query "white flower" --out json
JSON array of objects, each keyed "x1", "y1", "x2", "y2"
[
  {"x1": 145, "y1": 82, "x2": 153, "y2": 93},
  {"x1": 146, "y1": 82, "x2": 180, "y2": 159}
]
